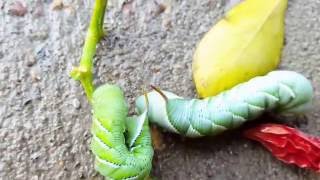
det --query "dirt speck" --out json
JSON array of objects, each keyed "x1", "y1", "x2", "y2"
[
  {"x1": 8, "y1": 1, "x2": 27, "y2": 17},
  {"x1": 34, "y1": 0, "x2": 44, "y2": 17},
  {"x1": 151, "y1": 126, "x2": 166, "y2": 151},
  {"x1": 30, "y1": 68, "x2": 41, "y2": 82},
  {"x1": 51, "y1": 0, "x2": 64, "y2": 10},
  {"x1": 26, "y1": 52, "x2": 37, "y2": 67},
  {"x1": 154, "y1": 2, "x2": 166, "y2": 16}
]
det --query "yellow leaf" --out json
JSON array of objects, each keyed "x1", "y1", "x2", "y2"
[{"x1": 192, "y1": 0, "x2": 288, "y2": 98}]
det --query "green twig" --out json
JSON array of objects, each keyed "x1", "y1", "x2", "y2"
[{"x1": 70, "y1": 0, "x2": 107, "y2": 103}]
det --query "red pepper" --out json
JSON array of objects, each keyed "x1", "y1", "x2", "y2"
[{"x1": 244, "y1": 123, "x2": 320, "y2": 172}]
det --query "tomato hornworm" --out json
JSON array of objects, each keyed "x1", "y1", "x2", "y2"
[{"x1": 136, "y1": 71, "x2": 313, "y2": 137}]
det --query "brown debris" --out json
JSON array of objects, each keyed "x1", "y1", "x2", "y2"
[
  {"x1": 151, "y1": 125, "x2": 166, "y2": 151},
  {"x1": 154, "y1": 3, "x2": 166, "y2": 16},
  {"x1": 51, "y1": 0, "x2": 64, "y2": 10},
  {"x1": 8, "y1": 1, "x2": 27, "y2": 17}
]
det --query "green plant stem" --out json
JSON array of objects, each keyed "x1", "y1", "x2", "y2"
[{"x1": 70, "y1": 0, "x2": 107, "y2": 102}]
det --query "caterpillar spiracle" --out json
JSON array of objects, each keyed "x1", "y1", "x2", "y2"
[{"x1": 135, "y1": 71, "x2": 313, "y2": 138}]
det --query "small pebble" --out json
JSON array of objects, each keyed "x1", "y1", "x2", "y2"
[
  {"x1": 72, "y1": 99, "x2": 81, "y2": 109},
  {"x1": 30, "y1": 68, "x2": 41, "y2": 82},
  {"x1": 30, "y1": 152, "x2": 41, "y2": 161},
  {"x1": 30, "y1": 31, "x2": 49, "y2": 41},
  {"x1": 122, "y1": 1, "x2": 134, "y2": 16},
  {"x1": 162, "y1": 17, "x2": 172, "y2": 29},
  {"x1": 51, "y1": 0, "x2": 64, "y2": 10},
  {"x1": 58, "y1": 160, "x2": 64, "y2": 167},
  {"x1": 26, "y1": 53, "x2": 37, "y2": 67},
  {"x1": 34, "y1": 0, "x2": 44, "y2": 17},
  {"x1": 8, "y1": 1, "x2": 27, "y2": 17},
  {"x1": 154, "y1": 3, "x2": 166, "y2": 16},
  {"x1": 302, "y1": 42, "x2": 309, "y2": 51},
  {"x1": 64, "y1": 5, "x2": 75, "y2": 16}
]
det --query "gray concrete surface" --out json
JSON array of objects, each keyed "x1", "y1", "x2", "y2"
[{"x1": 1, "y1": 0, "x2": 320, "y2": 179}]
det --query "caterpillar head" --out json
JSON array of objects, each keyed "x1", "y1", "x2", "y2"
[{"x1": 135, "y1": 88, "x2": 181, "y2": 133}]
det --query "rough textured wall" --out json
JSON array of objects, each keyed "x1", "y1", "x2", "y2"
[{"x1": 0, "y1": 0, "x2": 319, "y2": 179}]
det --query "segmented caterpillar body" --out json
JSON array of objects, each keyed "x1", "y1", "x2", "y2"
[
  {"x1": 135, "y1": 71, "x2": 313, "y2": 137},
  {"x1": 71, "y1": 0, "x2": 154, "y2": 178},
  {"x1": 91, "y1": 84, "x2": 153, "y2": 179}
]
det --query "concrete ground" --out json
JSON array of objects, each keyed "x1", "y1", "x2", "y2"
[{"x1": 1, "y1": 0, "x2": 319, "y2": 179}]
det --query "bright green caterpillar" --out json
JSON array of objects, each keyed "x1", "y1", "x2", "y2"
[
  {"x1": 136, "y1": 71, "x2": 313, "y2": 138},
  {"x1": 71, "y1": 0, "x2": 153, "y2": 179},
  {"x1": 90, "y1": 85, "x2": 153, "y2": 179}
]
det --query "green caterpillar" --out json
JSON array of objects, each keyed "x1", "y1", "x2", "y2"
[
  {"x1": 91, "y1": 85, "x2": 153, "y2": 179},
  {"x1": 70, "y1": 0, "x2": 153, "y2": 179},
  {"x1": 136, "y1": 71, "x2": 313, "y2": 137}
]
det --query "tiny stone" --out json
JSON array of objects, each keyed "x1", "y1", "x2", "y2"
[
  {"x1": 216, "y1": 2, "x2": 222, "y2": 8},
  {"x1": 72, "y1": 99, "x2": 81, "y2": 109},
  {"x1": 8, "y1": 1, "x2": 27, "y2": 17},
  {"x1": 30, "y1": 152, "x2": 41, "y2": 161},
  {"x1": 302, "y1": 42, "x2": 309, "y2": 51},
  {"x1": 162, "y1": 17, "x2": 172, "y2": 29},
  {"x1": 26, "y1": 53, "x2": 37, "y2": 67},
  {"x1": 65, "y1": 5, "x2": 75, "y2": 16},
  {"x1": 34, "y1": 0, "x2": 44, "y2": 17},
  {"x1": 30, "y1": 68, "x2": 41, "y2": 82},
  {"x1": 30, "y1": 31, "x2": 49, "y2": 41},
  {"x1": 51, "y1": 0, "x2": 64, "y2": 10},
  {"x1": 58, "y1": 160, "x2": 64, "y2": 167},
  {"x1": 154, "y1": 3, "x2": 166, "y2": 16},
  {"x1": 122, "y1": 1, "x2": 134, "y2": 16}
]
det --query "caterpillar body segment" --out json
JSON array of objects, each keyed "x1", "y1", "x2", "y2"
[
  {"x1": 92, "y1": 84, "x2": 153, "y2": 179},
  {"x1": 135, "y1": 71, "x2": 313, "y2": 137}
]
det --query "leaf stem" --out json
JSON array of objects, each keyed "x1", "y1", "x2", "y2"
[{"x1": 70, "y1": 0, "x2": 107, "y2": 102}]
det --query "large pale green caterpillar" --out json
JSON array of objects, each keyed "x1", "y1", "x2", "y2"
[
  {"x1": 136, "y1": 71, "x2": 313, "y2": 137},
  {"x1": 70, "y1": 0, "x2": 153, "y2": 179}
]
